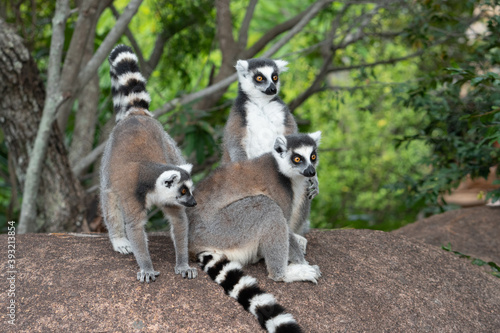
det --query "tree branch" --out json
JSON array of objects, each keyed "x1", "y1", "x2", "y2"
[
  {"x1": 76, "y1": 0, "x2": 143, "y2": 93},
  {"x1": 241, "y1": 1, "x2": 324, "y2": 59},
  {"x1": 289, "y1": 49, "x2": 427, "y2": 113},
  {"x1": 110, "y1": 3, "x2": 147, "y2": 72},
  {"x1": 154, "y1": 74, "x2": 238, "y2": 118},
  {"x1": 72, "y1": 141, "x2": 107, "y2": 176},
  {"x1": 192, "y1": 0, "x2": 241, "y2": 110},
  {"x1": 288, "y1": 1, "x2": 422, "y2": 113},
  {"x1": 216, "y1": 0, "x2": 239, "y2": 65},
  {"x1": 336, "y1": 4, "x2": 382, "y2": 49},
  {"x1": 56, "y1": 0, "x2": 100, "y2": 131},
  {"x1": 289, "y1": 52, "x2": 334, "y2": 112},
  {"x1": 19, "y1": 0, "x2": 70, "y2": 234},
  {"x1": 143, "y1": 33, "x2": 167, "y2": 79},
  {"x1": 237, "y1": 0, "x2": 258, "y2": 50},
  {"x1": 69, "y1": 1, "x2": 105, "y2": 169},
  {"x1": 327, "y1": 49, "x2": 425, "y2": 73},
  {"x1": 260, "y1": 0, "x2": 333, "y2": 58},
  {"x1": 320, "y1": 2, "x2": 352, "y2": 57},
  {"x1": 288, "y1": 1, "x2": 347, "y2": 112}
]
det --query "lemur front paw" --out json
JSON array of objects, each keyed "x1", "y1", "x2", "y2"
[
  {"x1": 282, "y1": 264, "x2": 321, "y2": 284},
  {"x1": 111, "y1": 238, "x2": 133, "y2": 254},
  {"x1": 175, "y1": 264, "x2": 198, "y2": 279},
  {"x1": 312, "y1": 265, "x2": 322, "y2": 277},
  {"x1": 137, "y1": 269, "x2": 160, "y2": 283},
  {"x1": 307, "y1": 177, "x2": 319, "y2": 200}
]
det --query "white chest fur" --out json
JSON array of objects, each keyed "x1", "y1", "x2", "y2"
[
  {"x1": 243, "y1": 100, "x2": 286, "y2": 159},
  {"x1": 289, "y1": 177, "x2": 308, "y2": 231}
]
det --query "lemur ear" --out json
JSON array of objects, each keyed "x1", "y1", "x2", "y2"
[
  {"x1": 179, "y1": 163, "x2": 193, "y2": 174},
  {"x1": 159, "y1": 170, "x2": 179, "y2": 188},
  {"x1": 235, "y1": 60, "x2": 249, "y2": 73},
  {"x1": 274, "y1": 135, "x2": 287, "y2": 155},
  {"x1": 309, "y1": 131, "x2": 322, "y2": 146},
  {"x1": 275, "y1": 60, "x2": 289, "y2": 73}
]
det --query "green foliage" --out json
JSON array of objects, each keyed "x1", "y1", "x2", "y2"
[
  {"x1": 169, "y1": 105, "x2": 220, "y2": 166},
  {"x1": 442, "y1": 243, "x2": 500, "y2": 278},
  {"x1": 290, "y1": 53, "x2": 429, "y2": 230},
  {"x1": 396, "y1": 4, "x2": 500, "y2": 207},
  {"x1": 153, "y1": 0, "x2": 216, "y2": 86}
]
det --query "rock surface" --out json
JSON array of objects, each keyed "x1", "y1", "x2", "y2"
[
  {"x1": 393, "y1": 206, "x2": 500, "y2": 263},
  {"x1": 2, "y1": 228, "x2": 500, "y2": 332}
]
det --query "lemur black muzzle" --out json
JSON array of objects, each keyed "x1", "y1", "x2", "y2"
[
  {"x1": 182, "y1": 196, "x2": 197, "y2": 207},
  {"x1": 302, "y1": 165, "x2": 316, "y2": 177},
  {"x1": 265, "y1": 84, "x2": 277, "y2": 95}
]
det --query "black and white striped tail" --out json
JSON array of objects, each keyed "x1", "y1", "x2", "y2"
[
  {"x1": 198, "y1": 252, "x2": 303, "y2": 333},
  {"x1": 109, "y1": 44, "x2": 152, "y2": 122}
]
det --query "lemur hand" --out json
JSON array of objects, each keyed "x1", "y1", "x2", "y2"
[{"x1": 307, "y1": 176, "x2": 319, "y2": 200}]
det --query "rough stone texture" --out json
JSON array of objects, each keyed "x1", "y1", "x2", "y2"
[
  {"x1": 393, "y1": 206, "x2": 500, "y2": 264},
  {"x1": 2, "y1": 229, "x2": 500, "y2": 332}
]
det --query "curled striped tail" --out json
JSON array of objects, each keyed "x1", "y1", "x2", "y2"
[
  {"x1": 198, "y1": 252, "x2": 303, "y2": 333},
  {"x1": 108, "y1": 44, "x2": 152, "y2": 122}
]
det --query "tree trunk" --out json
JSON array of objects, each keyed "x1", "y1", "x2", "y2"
[
  {"x1": 0, "y1": 19, "x2": 87, "y2": 232},
  {"x1": 193, "y1": 0, "x2": 240, "y2": 111},
  {"x1": 69, "y1": 0, "x2": 108, "y2": 169}
]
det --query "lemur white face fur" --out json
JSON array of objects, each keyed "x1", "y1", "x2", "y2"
[
  {"x1": 146, "y1": 164, "x2": 196, "y2": 209},
  {"x1": 272, "y1": 131, "x2": 321, "y2": 179},
  {"x1": 235, "y1": 58, "x2": 288, "y2": 101}
]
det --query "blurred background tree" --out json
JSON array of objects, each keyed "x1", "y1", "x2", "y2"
[
  {"x1": 393, "y1": 1, "x2": 500, "y2": 214},
  {"x1": 0, "y1": 0, "x2": 498, "y2": 233}
]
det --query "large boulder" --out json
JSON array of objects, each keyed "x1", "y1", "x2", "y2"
[
  {"x1": 393, "y1": 206, "x2": 500, "y2": 263},
  {"x1": 3, "y1": 229, "x2": 500, "y2": 332}
]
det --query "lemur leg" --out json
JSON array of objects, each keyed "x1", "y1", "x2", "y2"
[
  {"x1": 288, "y1": 232, "x2": 308, "y2": 264},
  {"x1": 293, "y1": 233, "x2": 308, "y2": 255},
  {"x1": 123, "y1": 210, "x2": 159, "y2": 283},
  {"x1": 256, "y1": 200, "x2": 321, "y2": 284},
  {"x1": 101, "y1": 190, "x2": 132, "y2": 254},
  {"x1": 259, "y1": 214, "x2": 289, "y2": 282},
  {"x1": 290, "y1": 183, "x2": 312, "y2": 238},
  {"x1": 162, "y1": 206, "x2": 198, "y2": 279}
]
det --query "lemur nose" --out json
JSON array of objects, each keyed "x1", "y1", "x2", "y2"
[
  {"x1": 303, "y1": 166, "x2": 316, "y2": 177},
  {"x1": 265, "y1": 84, "x2": 277, "y2": 95}
]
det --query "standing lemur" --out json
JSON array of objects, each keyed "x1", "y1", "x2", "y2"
[
  {"x1": 221, "y1": 58, "x2": 319, "y2": 242},
  {"x1": 188, "y1": 132, "x2": 322, "y2": 333},
  {"x1": 100, "y1": 45, "x2": 198, "y2": 283}
]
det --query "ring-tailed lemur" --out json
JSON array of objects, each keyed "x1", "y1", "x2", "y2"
[
  {"x1": 100, "y1": 45, "x2": 198, "y2": 283},
  {"x1": 188, "y1": 132, "x2": 322, "y2": 333},
  {"x1": 221, "y1": 58, "x2": 319, "y2": 244}
]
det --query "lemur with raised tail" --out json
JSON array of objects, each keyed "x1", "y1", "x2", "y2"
[
  {"x1": 221, "y1": 58, "x2": 319, "y2": 246},
  {"x1": 188, "y1": 132, "x2": 322, "y2": 333},
  {"x1": 100, "y1": 45, "x2": 198, "y2": 283}
]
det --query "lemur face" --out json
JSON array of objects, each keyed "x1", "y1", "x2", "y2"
[
  {"x1": 235, "y1": 58, "x2": 288, "y2": 99},
  {"x1": 273, "y1": 132, "x2": 321, "y2": 179},
  {"x1": 150, "y1": 165, "x2": 196, "y2": 208}
]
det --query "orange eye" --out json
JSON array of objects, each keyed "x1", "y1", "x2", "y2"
[
  {"x1": 181, "y1": 188, "x2": 187, "y2": 195},
  {"x1": 256, "y1": 76, "x2": 263, "y2": 82},
  {"x1": 272, "y1": 75, "x2": 278, "y2": 81},
  {"x1": 294, "y1": 156, "x2": 301, "y2": 163},
  {"x1": 311, "y1": 154, "x2": 316, "y2": 161}
]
